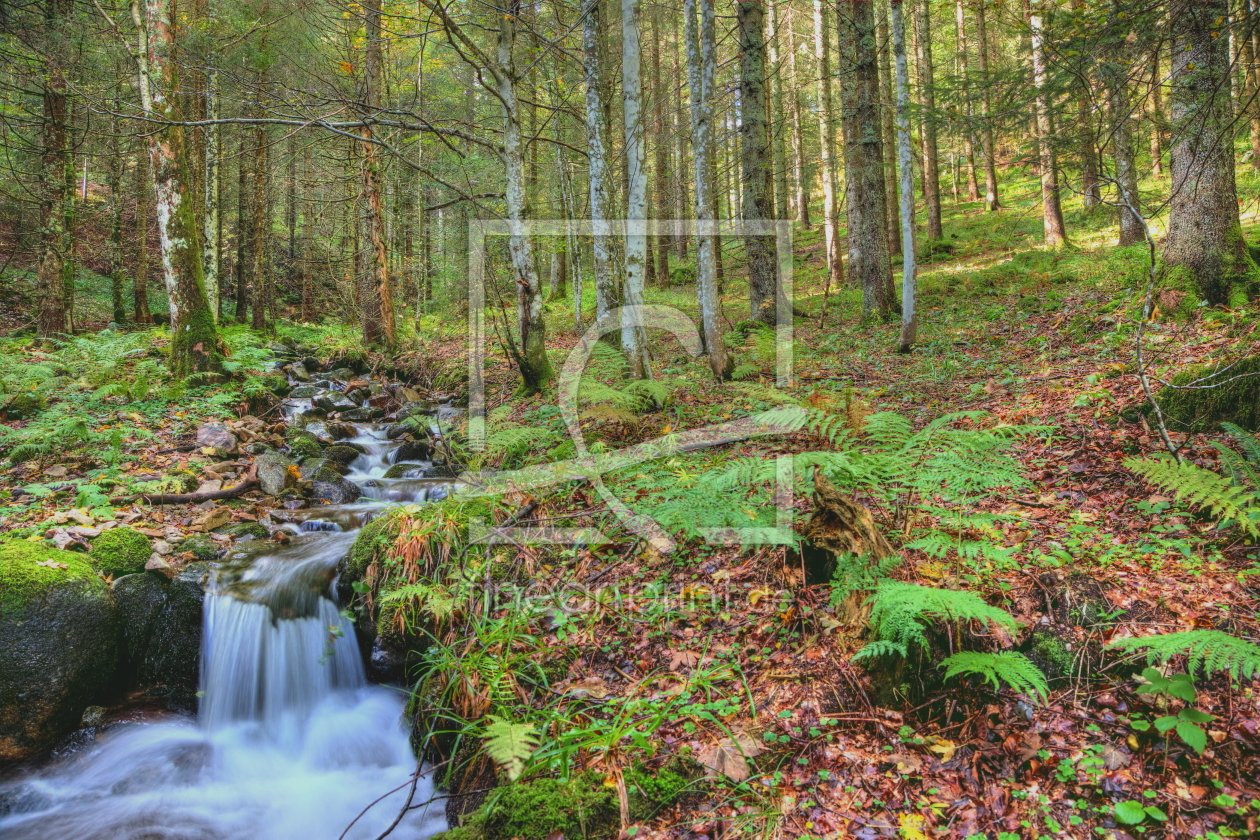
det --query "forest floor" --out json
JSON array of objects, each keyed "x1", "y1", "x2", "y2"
[{"x1": 1, "y1": 170, "x2": 1259, "y2": 839}]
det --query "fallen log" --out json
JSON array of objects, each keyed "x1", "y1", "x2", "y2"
[{"x1": 111, "y1": 464, "x2": 259, "y2": 506}]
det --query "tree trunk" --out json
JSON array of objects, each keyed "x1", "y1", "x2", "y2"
[
  {"x1": 878, "y1": 4, "x2": 901, "y2": 258},
  {"x1": 767, "y1": 0, "x2": 790, "y2": 225},
  {"x1": 892, "y1": 1, "x2": 917, "y2": 353},
  {"x1": 234, "y1": 130, "x2": 251, "y2": 323},
  {"x1": 133, "y1": 137, "x2": 152, "y2": 324},
  {"x1": 1078, "y1": 94, "x2": 1101, "y2": 207},
  {"x1": 1104, "y1": 21, "x2": 1143, "y2": 248},
  {"x1": 975, "y1": 0, "x2": 1001, "y2": 210},
  {"x1": 1148, "y1": 42, "x2": 1165, "y2": 177},
  {"x1": 738, "y1": 0, "x2": 778, "y2": 326},
  {"x1": 813, "y1": 0, "x2": 844, "y2": 290},
  {"x1": 913, "y1": 0, "x2": 943, "y2": 241},
  {"x1": 955, "y1": 0, "x2": 980, "y2": 201},
  {"x1": 202, "y1": 0, "x2": 220, "y2": 321},
  {"x1": 134, "y1": 0, "x2": 221, "y2": 377},
  {"x1": 837, "y1": 0, "x2": 894, "y2": 321},
  {"x1": 649, "y1": 7, "x2": 670, "y2": 288},
  {"x1": 1243, "y1": 0, "x2": 1260, "y2": 168},
  {"x1": 685, "y1": 0, "x2": 729, "y2": 379},
  {"x1": 249, "y1": 112, "x2": 269, "y2": 332},
  {"x1": 1028, "y1": 2, "x2": 1068, "y2": 247},
  {"x1": 36, "y1": 0, "x2": 72, "y2": 339},
  {"x1": 622, "y1": 0, "x2": 652, "y2": 376},
  {"x1": 300, "y1": 142, "x2": 314, "y2": 321},
  {"x1": 108, "y1": 108, "x2": 127, "y2": 325},
  {"x1": 784, "y1": 4, "x2": 810, "y2": 228},
  {"x1": 584, "y1": 0, "x2": 619, "y2": 334},
  {"x1": 1164, "y1": 0, "x2": 1253, "y2": 305},
  {"x1": 358, "y1": 0, "x2": 397, "y2": 346}
]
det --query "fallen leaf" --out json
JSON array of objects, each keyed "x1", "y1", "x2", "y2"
[
  {"x1": 697, "y1": 730, "x2": 763, "y2": 782},
  {"x1": 669, "y1": 650, "x2": 699, "y2": 671},
  {"x1": 35, "y1": 560, "x2": 69, "y2": 569}
]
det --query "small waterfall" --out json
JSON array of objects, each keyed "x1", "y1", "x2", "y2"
[{"x1": 0, "y1": 410, "x2": 451, "y2": 840}]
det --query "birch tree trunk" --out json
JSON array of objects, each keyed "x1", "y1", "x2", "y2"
[
  {"x1": 1164, "y1": 0, "x2": 1254, "y2": 305},
  {"x1": 892, "y1": 0, "x2": 917, "y2": 353},
  {"x1": 584, "y1": 0, "x2": 619, "y2": 334},
  {"x1": 1028, "y1": 2, "x2": 1068, "y2": 247},
  {"x1": 975, "y1": 0, "x2": 1001, "y2": 210},
  {"x1": 133, "y1": 0, "x2": 221, "y2": 377},
  {"x1": 913, "y1": 0, "x2": 943, "y2": 241},
  {"x1": 622, "y1": 0, "x2": 651, "y2": 376},
  {"x1": 685, "y1": 0, "x2": 729, "y2": 379},
  {"x1": 812, "y1": 0, "x2": 843, "y2": 292},
  {"x1": 738, "y1": 0, "x2": 778, "y2": 326},
  {"x1": 837, "y1": 0, "x2": 894, "y2": 321}
]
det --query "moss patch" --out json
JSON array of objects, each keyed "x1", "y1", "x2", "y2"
[
  {"x1": 1154, "y1": 355, "x2": 1260, "y2": 432},
  {"x1": 0, "y1": 539, "x2": 105, "y2": 615},
  {"x1": 212, "y1": 521, "x2": 270, "y2": 541},
  {"x1": 89, "y1": 527, "x2": 152, "y2": 576},
  {"x1": 181, "y1": 535, "x2": 218, "y2": 562},
  {"x1": 445, "y1": 766, "x2": 697, "y2": 840},
  {"x1": 383, "y1": 462, "x2": 426, "y2": 479}
]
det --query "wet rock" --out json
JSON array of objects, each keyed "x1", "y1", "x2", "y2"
[
  {"x1": 340, "y1": 407, "x2": 384, "y2": 422},
  {"x1": 322, "y1": 443, "x2": 368, "y2": 466},
  {"x1": 393, "y1": 440, "x2": 433, "y2": 463},
  {"x1": 0, "y1": 540, "x2": 118, "y2": 762},
  {"x1": 396, "y1": 401, "x2": 436, "y2": 420},
  {"x1": 289, "y1": 362, "x2": 310, "y2": 382},
  {"x1": 328, "y1": 367, "x2": 358, "y2": 382},
  {"x1": 112, "y1": 563, "x2": 207, "y2": 699},
  {"x1": 382, "y1": 462, "x2": 427, "y2": 479},
  {"x1": 256, "y1": 450, "x2": 298, "y2": 496},
  {"x1": 383, "y1": 423, "x2": 412, "y2": 440},
  {"x1": 367, "y1": 636, "x2": 404, "y2": 683},
  {"x1": 344, "y1": 387, "x2": 371, "y2": 404},
  {"x1": 288, "y1": 385, "x2": 322, "y2": 399},
  {"x1": 324, "y1": 422, "x2": 357, "y2": 441},
  {"x1": 80, "y1": 705, "x2": 106, "y2": 727},
  {"x1": 314, "y1": 394, "x2": 357, "y2": 413},
  {"x1": 243, "y1": 442, "x2": 272, "y2": 456},
  {"x1": 300, "y1": 458, "x2": 349, "y2": 480},
  {"x1": 195, "y1": 422, "x2": 238, "y2": 455},
  {"x1": 312, "y1": 476, "x2": 362, "y2": 505},
  {"x1": 180, "y1": 536, "x2": 217, "y2": 562},
  {"x1": 287, "y1": 436, "x2": 323, "y2": 462}
]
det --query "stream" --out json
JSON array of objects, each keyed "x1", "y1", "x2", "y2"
[{"x1": 0, "y1": 379, "x2": 458, "y2": 840}]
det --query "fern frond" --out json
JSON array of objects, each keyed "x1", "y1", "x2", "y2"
[
  {"x1": 580, "y1": 404, "x2": 640, "y2": 426},
  {"x1": 1125, "y1": 455, "x2": 1260, "y2": 536},
  {"x1": 380, "y1": 582, "x2": 457, "y2": 619},
  {"x1": 482, "y1": 715, "x2": 539, "y2": 781},
  {"x1": 865, "y1": 581, "x2": 1018, "y2": 655},
  {"x1": 1221, "y1": 422, "x2": 1260, "y2": 466},
  {"x1": 622, "y1": 379, "x2": 671, "y2": 410},
  {"x1": 941, "y1": 651, "x2": 1049, "y2": 699},
  {"x1": 1212, "y1": 442, "x2": 1260, "y2": 492},
  {"x1": 730, "y1": 363, "x2": 762, "y2": 381},
  {"x1": 852, "y1": 639, "x2": 909, "y2": 662},
  {"x1": 1108, "y1": 630, "x2": 1260, "y2": 682}
]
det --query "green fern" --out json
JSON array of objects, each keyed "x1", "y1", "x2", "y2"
[
  {"x1": 1108, "y1": 630, "x2": 1260, "y2": 682},
  {"x1": 729, "y1": 363, "x2": 762, "y2": 381},
  {"x1": 380, "y1": 582, "x2": 457, "y2": 620},
  {"x1": 1213, "y1": 422, "x2": 1260, "y2": 491},
  {"x1": 940, "y1": 651, "x2": 1049, "y2": 699},
  {"x1": 830, "y1": 552, "x2": 902, "y2": 605},
  {"x1": 1125, "y1": 455, "x2": 1260, "y2": 536},
  {"x1": 482, "y1": 715, "x2": 539, "y2": 781},
  {"x1": 855, "y1": 581, "x2": 1018, "y2": 661},
  {"x1": 622, "y1": 379, "x2": 671, "y2": 410}
]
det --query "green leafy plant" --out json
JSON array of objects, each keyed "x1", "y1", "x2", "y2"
[
  {"x1": 1108, "y1": 630, "x2": 1260, "y2": 681},
  {"x1": 1127, "y1": 668, "x2": 1214, "y2": 754},
  {"x1": 853, "y1": 581, "x2": 1018, "y2": 660},
  {"x1": 1125, "y1": 454, "x2": 1260, "y2": 537},
  {"x1": 939, "y1": 651, "x2": 1049, "y2": 699},
  {"x1": 483, "y1": 715, "x2": 540, "y2": 781}
]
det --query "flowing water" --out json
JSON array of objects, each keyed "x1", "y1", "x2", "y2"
[{"x1": 0, "y1": 386, "x2": 458, "y2": 840}]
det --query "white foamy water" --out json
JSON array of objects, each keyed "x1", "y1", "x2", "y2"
[{"x1": 0, "y1": 411, "x2": 450, "y2": 840}]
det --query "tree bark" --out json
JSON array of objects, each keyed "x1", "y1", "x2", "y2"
[
  {"x1": 767, "y1": 0, "x2": 790, "y2": 224},
  {"x1": 202, "y1": 0, "x2": 220, "y2": 320},
  {"x1": 892, "y1": 1, "x2": 917, "y2": 353},
  {"x1": 134, "y1": 0, "x2": 221, "y2": 377},
  {"x1": 108, "y1": 106, "x2": 127, "y2": 325},
  {"x1": 358, "y1": 0, "x2": 397, "y2": 347},
  {"x1": 133, "y1": 136, "x2": 152, "y2": 324},
  {"x1": 36, "y1": 0, "x2": 73, "y2": 339},
  {"x1": 955, "y1": 0, "x2": 980, "y2": 201},
  {"x1": 913, "y1": 0, "x2": 943, "y2": 241},
  {"x1": 584, "y1": 0, "x2": 620, "y2": 335},
  {"x1": 784, "y1": 4, "x2": 810, "y2": 228},
  {"x1": 685, "y1": 0, "x2": 729, "y2": 379},
  {"x1": 649, "y1": 7, "x2": 671, "y2": 286},
  {"x1": 1164, "y1": 0, "x2": 1253, "y2": 305},
  {"x1": 837, "y1": 0, "x2": 894, "y2": 321},
  {"x1": 249, "y1": 107, "x2": 269, "y2": 332},
  {"x1": 813, "y1": 0, "x2": 844, "y2": 290},
  {"x1": 1148, "y1": 42, "x2": 1165, "y2": 177},
  {"x1": 234, "y1": 130, "x2": 251, "y2": 323},
  {"x1": 622, "y1": 0, "x2": 652, "y2": 375},
  {"x1": 1028, "y1": 2, "x2": 1068, "y2": 247},
  {"x1": 738, "y1": 0, "x2": 778, "y2": 326},
  {"x1": 975, "y1": 0, "x2": 1001, "y2": 210},
  {"x1": 878, "y1": 4, "x2": 901, "y2": 258}
]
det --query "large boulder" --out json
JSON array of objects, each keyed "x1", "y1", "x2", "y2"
[
  {"x1": 323, "y1": 443, "x2": 368, "y2": 466},
  {"x1": 300, "y1": 458, "x2": 349, "y2": 480},
  {"x1": 314, "y1": 394, "x2": 358, "y2": 413},
  {"x1": 312, "y1": 476, "x2": 362, "y2": 505},
  {"x1": 394, "y1": 440, "x2": 433, "y2": 463},
  {"x1": 0, "y1": 540, "x2": 117, "y2": 762},
  {"x1": 256, "y1": 451, "x2": 297, "y2": 496},
  {"x1": 88, "y1": 527, "x2": 152, "y2": 578},
  {"x1": 111, "y1": 564, "x2": 207, "y2": 703}
]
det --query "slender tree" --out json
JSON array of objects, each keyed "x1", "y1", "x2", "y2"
[
  {"x1": 584, "y1": 0, "x2": 619, "y2": 330},
  {"x1": 892, "y1": 0, "x2": 917, "y2": 353},
  {"x1": 1028, "y1": 0, "x2": 1068, "y2": 247},
  {"x1": 622, "y1": 0, "x2": 651, "y2": 375},
  {"x1": 913, "y1": 0, "x2": 943, "y2": 241},
  {"x1": 35, "y1": 0, "x2": 74, "y2": 338},
  {"x1": 737, "y1": 0, "x2": 777, "y2": 326},
  {"x1": 813, "y1": 0, "x2": 843, "y2": 293},
  {"x1": 975, "y1": 0, "x2": 1001, "y2": 210},
  {"x1": 358, "y1": 0, "x2": 397, "y2": 346}
]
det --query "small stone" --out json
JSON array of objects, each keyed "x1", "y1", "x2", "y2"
[
  {"x1": 145, "y1": 556, "x2": 176, "y2": 578},
  {"x1": 290, "y1": 362, "x2": 310, "y2": 382},
  {"x1": 194, "y1": 480, "x2": 223, "y2": 495},
  {"x1": 43, "y1": 464, "x2": 68, "y2": 478},
  {"x1": 196, "y1": 422, "x2": 238, "y2": 454},
  {"x1": 80, "y1": 705, "x2": 106, "y2": 728},
  {"x1": 66, "y1": 525, "x2": 102, "y2": 539},
  {"x1": 153, "y1": 540, "x2": 174, "y2": 556},
  {"x1": 65, "y1": 509, "x2": 95, "y2": 527},
  {"x1": 194, "y1": 507, "x2": 232, "y2": 532}
]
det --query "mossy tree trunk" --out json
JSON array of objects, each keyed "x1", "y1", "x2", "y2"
[
  {"x1": 1163, "y1": 0, "x2": 1255, "y2": 305},
  {"x1": 136, "y1": 0, "x2": 222, "y2": 378},
  {"x1": 36, "y1": 0, "x2": 74, "y2": 339},
  {"x1": 737, "y1": 0, "x2": 778, "y2": 326}
]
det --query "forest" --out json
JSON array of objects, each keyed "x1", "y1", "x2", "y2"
[{"x1": 1, "y1": 0, "x2": 1260, "y2": 838}]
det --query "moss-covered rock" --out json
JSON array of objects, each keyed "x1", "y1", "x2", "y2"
[
  {"x1": 1154, "y1": 355, "x2": 1260, "y2": 432},
  {"x1": 0, "y1": 539, "x2": 117, "y2": 762},
  {"x1": 441, "y1": 766, "x2": 698, "y2": 840},
  {"x1": 89, "y1": 527, "x2": 152, "y2": 577},
  {"x1": 1027, "y1": 628, "x2": 1076, "y2": 683},
  {"x1": 132, "y1": 475, "x2": 198, "y2": 496},
  {"x1": 301, "y1": 458, "x2": 349, "y2": 480},
  {"x1": 287, "y1": 436, "x2": 323, "y2": 461},
  {"x1": 2, "y1": 392, "x2": 46, "y2": 420},
  {"x1": 212, "y1": 521, "x2": 270, "y2": 541},
  {"x1": 323, "y1": 443, "x2": 368, "y2": 466},
  {"x1": 383, "y1": 462, "x2": 427, "y2": 479},
  {"x1": 181, "y1": 535, "x2": 218, "y2": 562}
]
